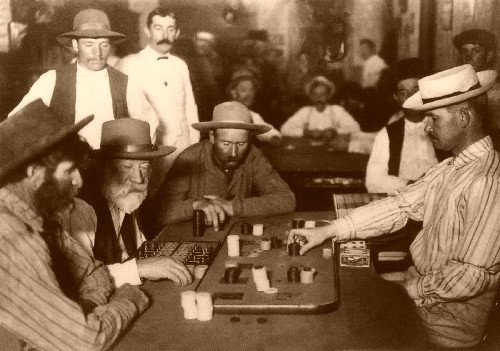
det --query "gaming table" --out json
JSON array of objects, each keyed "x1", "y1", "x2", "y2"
[
  {"x1": 111, "y1": 212, "x2": 427, "y2": 350},
  {"x1": 261, "y1": 137, "x2": 368, "y2": 210}
]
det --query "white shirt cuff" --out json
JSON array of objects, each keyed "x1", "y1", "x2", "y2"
[{"x1": 107, "y1": 259, "x2": 142, "y2": 288}]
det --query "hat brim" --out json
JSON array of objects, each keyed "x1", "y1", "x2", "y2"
[
  {"x1": 403, "y1": 70, "x2": 498, "y2": 111},
  {"x1": 0, "y1": 114, "x2": 94, "y2": 182},
  {"x1": 192, "y1": 122, "x2": 271, "y2": 135},
  {"x1": 305, "y1": 79, "x2": 335, "y2": 99},
  {"x1": 57, "y1": 30, "x2": 126, "y2": 45},
  {"x1": 96, "y1": 145, "x2": 176, "y2": 160}
]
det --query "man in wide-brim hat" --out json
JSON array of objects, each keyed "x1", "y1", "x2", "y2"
[
  {"x1": 63, "y1": 118, "x2": 192, "y2": 288},
  {"x1": 149, "y1": 101, "x2": 296, "y2": 231},
  {"x1": 0, "y1": 99, "x2": 149, "y2": 350},
  {"x1": 9, "y1": 8, "x2": 157, "y2": 150},
  {"x1": 289, "y1": 64, "x2": 500, "y2": 349}
]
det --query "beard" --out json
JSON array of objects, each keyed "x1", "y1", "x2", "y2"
[
  {"x1": 34, "y1": 173, "x2": 78, "y2": 221},
  {"x1": 102, "y1": 174, "x2": 148, "y2": 214}
]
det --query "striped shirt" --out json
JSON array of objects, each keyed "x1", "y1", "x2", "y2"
[
  {"x1": 334, "y1": 136, "x2": 500, "y2": 306},
  {"x1": 0, "y1": 184, "x2": 140, "y2": 351}
]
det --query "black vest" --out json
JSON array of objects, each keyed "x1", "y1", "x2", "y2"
[
  {"x1": 386, "y1": 117, "x2": 449, "y2": 176},
  {"x1": 50, "y1": 63, "x2": 129, "y2": 124}
]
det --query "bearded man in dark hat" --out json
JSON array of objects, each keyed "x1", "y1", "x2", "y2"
[
  {"x1": 9, "y1": 8, "x2": 157, "y2": 150},
  {"x1": 62, "y1": 118, "x2": 192, "y2": 288},
  {"x1": 0, "y1": 100, "x2": 148, "y2": 351},
  {"x1": 151, "y1": 101, "x2": 295, "y2": 232},
  {"x1": 289, "y1": 64, "x2": 500, "y2": 349}
]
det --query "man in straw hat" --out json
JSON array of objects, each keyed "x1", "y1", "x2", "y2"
[
  {"x1": 288, "y1": 64, "x2": 500, "y2": 349},
  {"x1": 9, "y1": 8, "x2": 157, "y2": 150},
  {"x1": 62, "y1": 119, "x2": 192, "y2": 287},
  {"x1": 0, "y1": 100, "x2": 148, "y2": 351},
  {"x1": 280, "y1": 75, "x2": 360, "y2": 139},
  {"x1": 227, "y1": 69, "x2": 282, "y2": 144},
  {"x1": 150, "y1": 101, "x2": 295, "y2": 231}
]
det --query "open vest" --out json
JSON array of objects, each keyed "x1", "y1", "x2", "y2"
[
  {"x1": 84, "y1": 192, "x2": 142, "y2": 265},
  {"x1": 50, "y1": 63, "x2": 129, "y2": 124},
  {"x1": 386, "y1": 117, "x2": 449, "y2": 176}
]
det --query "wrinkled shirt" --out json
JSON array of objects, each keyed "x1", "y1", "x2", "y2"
[{"x1": 335, "y1": 137, "x2": 500, "y2": 306}]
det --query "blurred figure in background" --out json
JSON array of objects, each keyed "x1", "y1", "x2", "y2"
[
  {"x1": 281, "y1": 76, "x2": 359, "y2": 139},
  {"x1": 366, "y1": 58, "x2": 439, "y2": 195},
  {"x1": 453, "y1": 29, "x2": 500, "y2": 149},
  {"x1": 359, "y1": 38, "x2": 387, "y2": 89},
  {"x1": 187, "y1": 31, "x2": 225, "y2": 124},
  {"x1": 227, "y1": 69, "x2": 281, "y2": 145}
]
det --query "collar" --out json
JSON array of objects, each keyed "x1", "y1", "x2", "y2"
[
  {"x1": 76, "y1": 62, "x2": 108, "y2": 79},
  {"x1": 143, "y1": 45, "x2": 171, "y2": 60},
  {"x1": 0, "y1": 183, "x2": 43, "y2": 232},
  {"x1": 452, "y1": 136, "x2": 493, "y2": 169}
]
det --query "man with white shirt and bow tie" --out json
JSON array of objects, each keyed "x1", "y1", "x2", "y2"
[
  {"x1": 116, "y1": 8, "x2": 199, "y2": 194},
  {"x1": 9, "y1": 8, "x2": 157, "y2": 150}
]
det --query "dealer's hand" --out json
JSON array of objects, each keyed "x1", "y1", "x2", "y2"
[
  {"x1": 288, "y1": 225, "x2": 336, "y2": 255},
  {"x1": 137, "y1": 257, "x2": 192, "y2": 286}
]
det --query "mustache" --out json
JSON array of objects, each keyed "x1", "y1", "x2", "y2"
[{"x1": 156, "y1": 38, "x2": 173, "y2": 45}]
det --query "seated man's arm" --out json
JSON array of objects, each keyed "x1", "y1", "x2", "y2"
[
  {"x1": 153, "y1": 154, "x2": 198, "y2": 226},
  {"x1": 334, "y1": 105, "x2": 361, "y2": 134},
  {"x1": 231, "y1": 150, "x2": 296, "y2": 217},
  {"x1": 280, "y1": 108, "x2": 307, "y2": 137},
  {"x1": 405, "y1": 177, "x2": 500, "y2": 306},
  {"x1": 0, "y1": 218, "x2": 148, "y2": 351},
  {"x1": 365, "y1": 128, "x2": 408, "y2": 194}
]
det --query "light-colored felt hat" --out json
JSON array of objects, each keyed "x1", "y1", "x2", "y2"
[
  {"x1": 57, "y1": 9, "x2": 126, "y2": 45},
  {"x1": 192, "y1": 101, "x2": 271, "y2": 134}
]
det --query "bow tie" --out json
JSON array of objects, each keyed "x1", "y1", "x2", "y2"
[{"x1": 157, "y1": 56, "x2": 169, "y2": 60}]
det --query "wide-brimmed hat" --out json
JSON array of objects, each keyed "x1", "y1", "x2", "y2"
[
  {"x1": 403, "y1": 64, "x2": 497, "y2": 112},
  {"x1": 0, "y1": 99, "x2": 93, "y2": 182},
  {"x1": 192, "y1": 101, "x2": 271, "y2": 134},
  {"x1": 453, "y1": 29, "x2": 496, "y2": 51},
  {"x1": 57, "y1": 9, "x2": 126, "y2": 45},
  {"x1": 97, "y1": 119, "x2": 175, "y2": 159},
  {"x1": 226, "y1": 69, "x2": 260, "y2": 95},
  {"x1": 304, "y1": 76, "x2": 335, "y2": 99}
]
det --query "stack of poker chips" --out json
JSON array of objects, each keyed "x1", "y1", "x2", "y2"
[
  {"x1": 180, "y1": 291, "x2": 198, "y2": 319},
  {"x1": 196, "y1": 292, "x2": 213, "y2": 321},
  {"x1": 227, "y1": 234, "x2": 240, "y2": 257},
  {"x1": 180, "y1": 291, "x2": 214, "y2": 321},
  {"x1": 252, "y1": 265, "x2": 270, "y2": 291}
]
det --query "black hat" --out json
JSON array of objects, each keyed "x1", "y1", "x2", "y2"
[
  {"x1": 394, "y1": 58, "x2": 426, "y2": 83},
  {"x1": 453, "y1": 29, "x2": 496, "y2": 51}
]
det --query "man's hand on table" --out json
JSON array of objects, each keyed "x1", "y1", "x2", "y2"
[
  {"x1": 111, "y1": 283, "x2": 149, "y2": 313},
  {"x1": 288, "y1": 225, "x2": 336, "y2": 255},
  {"x1": 137, "y1": 257, "x2": 192, "y2": 286},
  {"x1": 193, "y1": 195, "x2": 234, "y2": 231}
]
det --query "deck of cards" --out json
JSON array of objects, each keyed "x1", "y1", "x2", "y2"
[{"x1": 339, "y1": 240, "x2": 370, "y2": 268}]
